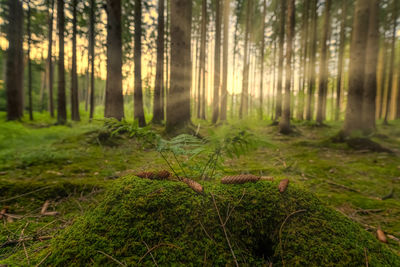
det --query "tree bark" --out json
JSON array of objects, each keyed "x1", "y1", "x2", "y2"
[
  {"x1": 47, "y1": 0, "x2": 55, "y2": 117},
  {"x1": 305, "y1": 0, "x2": 317, "y2": 121},
  {"x1": 134, "y1": 0, "x2": 146, "y2": 126},
  {"x1": 342, "y1": 0, "x2": 369, "y2": 136},
  {"x1": 89, "y1": 0, "x2": 96, "y2": 120},
  {"x1": 57, "y1": 0, "x2": 67, "y2": 124},
  {"x1": 335, "y1": 0, "x2": 347, "y2": 121},
  {"x1": 275, "y1": 0, "x2": 286, "y2": 120},
  {"x1": 105, "y1": 0, "x2": 124, "y2": 120},
  {"x1": 166, "y1": 0, "x2": 193, "y2": 132},
  {"x1": 6, "y1": 0, "x2": 24, "y2": 121},
  {"x1": 152, "y1": 0, "x2": 165, "y2": 124},
  {"x1": 71, "y1": 0, "x2": 80, "y2": 121},
  {"x1": 220, "y1": 0, "x2": 229, "y2": 121},
  {"x1": 212, "y1": 0, "x2": 222, "y2": 123},
  {"x1": 383, "y1": 0, "x2": 397, "y2": 124},
  {"x1": 259, "y1": 0, "x2": 267, "y2": 120},
  {"x1": 362, "y1": 0, "x2": 379, "y2": 133},
  {"x1": 316, "y1": 0, "x2": 331, "y2": 124},
  {"x1": 279, "y1": 0, "x2": 295, "y2": 134},
  {"x1": 200, "y1": 0, "x2": 207, "y2": 120},
  {"x1": 27, "y1": 0, "x2": 33, "y2": 121},
  {"x1": 239, "y1": 0, "x2": 252, "y2": 119}
]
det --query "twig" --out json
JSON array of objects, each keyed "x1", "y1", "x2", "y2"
[
  {"x1": 279, "y1": 209, "x2": 307, "y2": 267},
  {"x1": 0, "y1": 236, "x2": 52, "y2": 248},
  {"x1": 35, "y1": 251, "x2": 51, "y2": 267},
  {"x1": 0, "y1": 186, "x2": 53, "y2": 203},
  {"x1": 159, "y1": 151, "x2": 181, "y2": 181},
  {"x1": 199, "y1": 153, "x2": 215, "y2": 180},
  {"x1": 326, "y1": 181, "x2": 360, "y2": 193},
  {"x1": 142, "y1": 241, "x2": 158, "y2": 267},
  {"x1": 224, "y1": 189, "x2": 246, "y2": 226},
  {"x1": 364, "y1": 248, "x2": 369, "y2": 267},
  {"x1": 97, "y1": 250, "x2": 126, "y2": 266},
  {"x1": 172, "y1": 151, "x2": 189, "y2": 178},
  {"x1": 138, "y1": 243, "x2": 181, "y2": 264},
  {"x1": 211, "y1": 193, "x2": 239, "y2": 267},
  {"x1": 199, "y1": 221, "x2": 215, "y2": 242}
]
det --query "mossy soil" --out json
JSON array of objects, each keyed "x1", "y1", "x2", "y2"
[{"x1": 1, "y1": 114, "x2": 400, "y2": 265}]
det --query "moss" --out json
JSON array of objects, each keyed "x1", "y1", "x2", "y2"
[{"x1": 33, "y1": 176, "x2": 399, "y2": 266}]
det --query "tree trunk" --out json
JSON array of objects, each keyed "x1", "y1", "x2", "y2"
[
  {"x1": 279, "y1": 0, "x2": 295, "y2": 134},
  {"x1": 133, "y1": 0, "x2": 146, "y2": 126},
  {"x1": 361, "y1": 0, "x2": 379, "y2": 133},
  {"x1": 220, "y1": 0, "x2": 229, "y2": 121},
  {"x1": 71, "y1": 0, "x2": 80, "y2": 121},
  {"x1": 57, "y1": 0, "x2": 67, "y2": 124},
  {"x1": 239, "y1": 0, "x2": 252, "y2": 119},
  {"x1": 212, "y1": 0, "x2": 221, "y2": 123},
  {"x1": 305, "y1": 0, "x2": 317, "y2": 121},
  {"x1": 275, "y1": 0, "x2": 286, "y2": 120},
  {"x1": 6, "y1": 0, "x2": 24, "y2": 121},
  {"x1": 200, "y1": 0, "x2": 207, "y2": 120},
  {"x1": 152, "y1": 0, "x2": 165, "y2": 124},
  {"x1": 89, "y1": 0, "x2": 95, "y2": 120},
  {"x1": 105, "y1": 0, "x2": 124, "y2": 120},
  {"x1": 27, "y1": 0, "x2": 33, "y2": 121},
  {"x1": 166, "y1": 0, "x2": 193, "y2": 132},
  {"x1": 259, "y1": 0, "x2": 267, "y2": 120},
  {"x1": 316, "y1": 0, "x2": 331, "y2": 124},
  {"x1": 335, "y1": 0, "x2": 347, "y2": 121},
  {"x1": 47, "y1": 0, "x2": 55, "y2": 117},
  {"x1": 296, "y1": 0, "x2": 310, "y2": 121},
  {"x1": 383, "y1": 0, "x2": 397, "y2": 125},
  {"x1": 342, "y1": 0, "x2": 369, "y2": 136}
]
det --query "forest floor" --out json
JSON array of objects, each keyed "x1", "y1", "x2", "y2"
[{"x1": 1, "y1": 112, "x2": 400, "y2": 263}]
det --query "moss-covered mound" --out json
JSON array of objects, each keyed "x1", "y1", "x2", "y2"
[{"x1": 42, "y1": 176, "x2": 399, "y2": 266}]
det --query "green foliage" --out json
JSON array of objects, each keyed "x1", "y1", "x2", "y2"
[{"x1": 27, "y1": 176, "x2": 400, "y2": 266}]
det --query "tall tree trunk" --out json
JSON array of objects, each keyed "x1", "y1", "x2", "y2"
[
  {"x1": 296, "y1": 0, "x2": 310, "y2": 121},
  {"x1": 105, "y1": 0, "x2": 124, "y2": 120},
  {"x1": 152, "y1": 0, "x2": 165, "y2": 124},
  {"x1": 279, "y1": 0, "x2": 295, "y2": 133},
  {"x1": 384, "y1": 0, "x2": 397, "y2": 124},
  {"x1": 335, "y1": 0, "x2": 347, "y2": 121},
  {"x1": 212, "y1": 0, "x2": 221, "y2": 123},
  {"x1": 134, "y1": 0, "x2": 146, "y2": 126},
  {"x1": 6, "y1": 0, "x2": 24, "y2": 121},
  {"x1": 378, "y1": 44, "x2": 389, "y2": 119},
  {"x1": 220, "y1": 0, "x2": 229, "y2": 121},
  {"x1": 47, "y1": 0, "x2": 55, "y2": 117},
  {"x1": 27, "y1": 0, "x2": 33, "y2": 121},
  {"x1": 57, "y1": 0, "x2": 67, "y2": 124},
  {"x1": 259, "y1": 0, "x2": 267, "y2": 120},
  {"x1": 89, "y1": 0, "x2": 96, "y2": 120},
  {"x1": 362, "y1": 0, "x2": 379, "y2": 133},
  {"x1": 316, "y1": 0, "x2": 331, "y2": 124},
  {"x1": 71, "y1": 0, "x2": 80, "y2": 121},
  {"x1": 342, "y1": 0, "x2": 369, "y2": 136},
  {"x1": 305, "y1": 0, "x2": 317, "y2": 121},
  {"x1": 239, "y1": 0, "x2": 252, "y2": 119},
  {"x1": 199, "y1": 0, "x2": 207, "y2": 120},
  {"x1": 275, "y1": 0, "x2": 286, "y2": 120},
  {"x1": 166, "y1": 0, "x2": 193, "y2": 132}
]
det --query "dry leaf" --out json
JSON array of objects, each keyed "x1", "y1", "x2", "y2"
[
  {"x1": 377, "y1": 229, "x2": 388, "y2": 243},
  {"x1": 279, "y1": 179, "x2": 289, "y2": 193}
]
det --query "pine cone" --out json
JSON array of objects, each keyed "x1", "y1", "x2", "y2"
[
  {"x1": 182, "y1": 178, "x2": 204, "y2": 194},
  {"x1": 221, "y1": 174, "x2": 261, "y2": 184},
  {"x1": 279, "y1": 179, "x2": 289, "y2": 193},
  {"x1": 136, "y1": 170, "x2": 171, "y2": 180}
]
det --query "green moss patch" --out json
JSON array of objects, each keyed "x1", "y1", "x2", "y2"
[{"x1": 38, "y1": 176, "x2": 399, "y2": 266}]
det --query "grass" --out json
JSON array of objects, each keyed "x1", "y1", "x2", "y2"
[{"x1": 0, "y1": 111, "x2": 400, "y2": 264}]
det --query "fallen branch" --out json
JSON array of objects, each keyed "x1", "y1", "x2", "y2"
[{"x1": 211, "y1": 193, "x2": 239, "y2": 267}]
